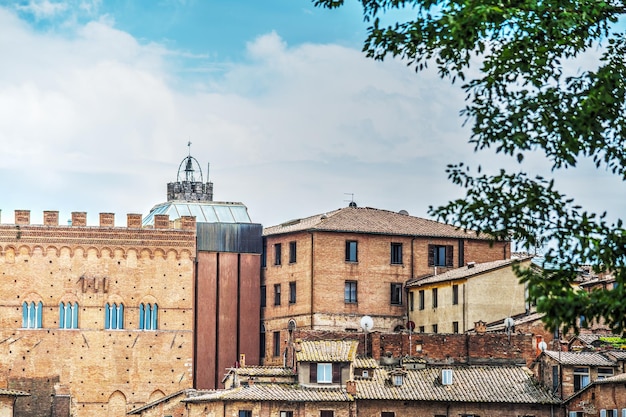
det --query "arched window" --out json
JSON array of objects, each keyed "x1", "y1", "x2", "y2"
[
  {"x1": 105, "y1": 303, "x2": 124, "y2": 330},
  {"x1": 138, "y1": 303, "x2": 158, "y2": 330},
  {"x1": 59, "y1": 302, "x2": 79, "y2": 329},
  {"x1": 22, "y1": 301, "x2": 42, "y2": 329}
]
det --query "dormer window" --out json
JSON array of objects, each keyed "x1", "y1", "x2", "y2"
[
  {"x1": 362, "y1": 370, "x2": 369, "y2": 378},
  {"x1": 317, "y1": 363, "x2": 332, "y2": 383},
  {"x1": 393, "y1": 374, "x2": 404, "y2": 386},
  {"x1": 310, "y1": 362, "x2": 340, "y2": 384},
  {"x1": 442, "y1": 369, "x2": 453, "y2": 385}
]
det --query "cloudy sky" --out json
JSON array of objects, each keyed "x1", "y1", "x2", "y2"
[{"x1": 0, "y1": 0, "x2": 623, "y2": 229}]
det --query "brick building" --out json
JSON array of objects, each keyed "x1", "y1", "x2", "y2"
[
  {"x1": 564, "y1": 373, "x2": 626, "y2": 416},
  {"x1": 0, "y1": 153, "x2": 262, "y2": 416},
  {"x1": 406, "y1": 257, "x2": 532, "y2": 334},
  {"x1": 260, "y1": 205, "x2": 510, "y2": 365}
]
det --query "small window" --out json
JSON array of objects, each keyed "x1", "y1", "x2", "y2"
[
  {"x1": 569, "y1": 412, "x2": 584, "y2": 417},
  {"x1": 442, "y1": 369, "x2": 453, "y2": 385},
  {"x1": 289, "y1": 241, "x2": 297, "y2": 264},
  {"x1": 260, "y1": 324, "x2": 266, "y2": 358},
  {"x1": 104, "y1": 303, "x2": 124, "y2": 330},
  {"x1": 280, "y1": 412, "x2": 294, "y2": 417},
  {"x1": 261, "y1": 238, "x2": 267, "y2": 268},
  {"x1": 239, "y1": 411, "x2": 252, "y2": 417},
  {"x1": 432, "y1": 288, "x2": 438, "y2": 308},
  {"x1": 345, "y1": 281, "x2": 357, "y2": 303},
  {"x1": 390, "y1": 243, "x2": 402, "y2": 265},
  {"x1": 390, "y1": 283, "x2": 403, "y2": 305},
  {"x1": 317, "y1": 363, "x2": 332, "y2": 383},
  {"x1": 139, "y1": 303, "x2": 158, "y2": 330},
  {"x1": 345, "y1": 240, "x2": 358, "y2": 262},
  {"x1": 419, "y1": 326, "x2": 425, "y2": 333},
  {"x1": 362, "y1": 370, "x2": 369, "y2": 378},
  {"x1": 382, "y1": 412, "x2": 395, "y2": 417},
  {"x1": 260, "y1": 285, "x2": 266, "y2": 308},
  {"x1": 432, "y1": 324, "x2": 438, "y2": 333},
  {"x1": 409, "y1": 292, "x2": 414, "y2": 311},
  {"x1": 428, "y1": 244, "x2": 453, "y2": 267},
  {"x1": 573, "y1": 367, "x2": 590, "y2": 391},
  {"x1": 59, "y1": 302, "x2": 79, "y2": 329},
  {"x1": 418, "y1": 290, "x2": 425, "y2": 310},
  {"x1": 452, "y1": 284, "x2": 459, "y2": 305},
  {"x1": 274, "y1": 243, "x2": 282, "y2": 266},
  {"x1": 273, "y1": 331, "x2": 281, "y2": 357},
  {"x1": 22, "y1": 301, "x2": 43, "y2": 329},
  {"x1": 392, "y1": 374, "x2": 403, "y2": 386},
  {"x1": 320, "y1": 411, "x2": 334, "y2": 417},
  {"x1": 289, "y1": 282, "x2": 296, "y2": 304},
  {"x1": 274, "y1": 284, "x2": 281, "y2": 306},
  {"x1": 452, "y1": 321, "x2": 459, "y2": 334},
  {"x1": 597, "y1": 367, "x2": 614, "y2": 379}
]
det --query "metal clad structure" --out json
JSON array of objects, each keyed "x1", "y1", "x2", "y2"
[{"x1": 197, "y1": 222, "x2": 262, "y2": 254}]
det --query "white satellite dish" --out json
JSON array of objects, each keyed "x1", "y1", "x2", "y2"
[
  {"x1": 360, "y1": 315, "x2": 374, "y2": 332},
  {"x1": 538, "y1": 341, "x2": 548, "y2": 352},
  {"x1": 504, "y1": 317, "x2": 515, "y2": 329}
]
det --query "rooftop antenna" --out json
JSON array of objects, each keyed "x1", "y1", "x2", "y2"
[
  {"x1": 345, "y1": 193, "x2": 357, "y2": 208},
  {"x1": 360, "y1": 315, "x2": 374, "y2": 357}
]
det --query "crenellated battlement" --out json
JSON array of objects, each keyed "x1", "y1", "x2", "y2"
[{"x1": 9, "y1": 210, "x2": 196, "y2": 230}]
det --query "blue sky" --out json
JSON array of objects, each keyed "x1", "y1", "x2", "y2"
[{"x1": 0, "y1": 0, "x2": 623, "y2": 235}]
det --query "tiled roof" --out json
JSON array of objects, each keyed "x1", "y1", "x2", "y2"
[
  {"x1": 229, "y1": 366, "x2": 296, "y2": 378},
  {"x1": 295, "y1": 340, "x2": 358, "y2": 363},
  {"x1": 485, "y1": 312, "x2": 545, "y2": 332},
  {"x1": 263, "y1": 206, "x2": 487, "y2": 240},
  {"x1": 606, "y1": 350, "x2": 626, "y2": 360},
  {"x1": 0, "y1": 388, "x2": 29, "y2": 396},
  {"x1": 353, "y1": 357, "x2": 379, "y2": 369},
  {"x1": 185, "y1": 384, "x2": 352, "y2": 403},
  {"x1": 406, "y1": 258, "x2": 531, "y2": 288},
  {"x1": 356, "y1": 366, "x2": 559, "y2": 404},
  {"x1": 595, "y1": 372, "x2": 626, "y2": 384},
  {"x1": 542, "y1": 351, "x2": 616, "y2": 366}
]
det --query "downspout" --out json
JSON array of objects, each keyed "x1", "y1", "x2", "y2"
[
  {"x1": 410, "y1": 238, "x2": 416, "y2": 279},
  {"x1": 310, "y1": 232, "x2": 314, "y2": 329}
]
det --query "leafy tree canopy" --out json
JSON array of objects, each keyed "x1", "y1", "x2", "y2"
[{"x1": 314, "y1": 0, "x2": 626, "y2": 334}]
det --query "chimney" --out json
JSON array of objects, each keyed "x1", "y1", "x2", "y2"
[
  {"x1": 346, "y1": 380, "x2": 357, "y2": 395},
  {"x1": 99, "y1": 213, "x2": 115, "y2": 227},
  {"x1": 71, "y1": 212, "x2": 87, "y2": 227},
  {"x1": 154, "y1": 214, "x2": 170, "y2": 229},
  {"x1": 467, "y1": 262, "x2": 476, "y2": 269},
  {"x1": 127, "y1": 214, "x2": 142, "y2": 228},
  {"x1": 43, "y1": 211, "x2": 59, "y2": 226},
  {"x1": 180, "y1": 215, "x2": 196, "y2": 231},
  {"x1": 15, "y1": 210, "x2": 30, "y2": 225},
  {"x1": 239, "y1": 354, "x2": 246, "y2": 368},
  {"x1": 474, "y1": 320, "x2": 487, "y2": 334}
]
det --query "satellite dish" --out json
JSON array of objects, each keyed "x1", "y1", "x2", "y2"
[
  {"x1": 538, "y1": 341, "x2": 548, "y2": 352},
  {"x1": 287, "y1": 319, "x2": 296, "y2": 332},
  {"x1": 360, "y1": 315, "x2": 374, "y2": 332},
  {"x1": 504, "y1": 317, "x2": 515, "y2": 329}
]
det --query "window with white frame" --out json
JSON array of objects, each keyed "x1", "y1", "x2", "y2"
[
  {"x1": 597, "y1": 367, "x2": 614, "y2": 379},
  {"x1": 441, "y1": 369, "x2": 453, "y2": 385},
  {"x1": 573, "y1": 367, "x2": 590, "y2": 391},
  {"x1": 600, "y1": 410, "x2": 618, "y2": 417},
  {"x1": 105, "y1": 303, "x2": 124, "y2": 330},
  {"x1": 280, "y1": 411, "x2": 293, "y2": 417},
  {"x1": 139, "y1": 303, "x2": 158, "y2": 330},
  {"x1": 317, "y1": 363, "x2": 332, "y2": 383},
  {"x1": 22, "y1": 301, "x2": 42, "y2": 329},
  {"x1": 59, "y1": 302, "x2": 78, "y2": 329}
]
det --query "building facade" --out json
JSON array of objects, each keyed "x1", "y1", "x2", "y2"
[{"x1": 260, "y1": 205, "x2": 510, "y2": 365}]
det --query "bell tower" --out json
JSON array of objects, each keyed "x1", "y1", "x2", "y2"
[{"x1": 166, "y1": 142, "x2": 214, "y2": 202}]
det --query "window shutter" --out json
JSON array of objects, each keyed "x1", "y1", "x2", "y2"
[
  {"x1": 332, "y1": 363, "x2": 341, "y2": 383},
  {"x1": 569, "y1": 413, "x2": 577, "y2": 417},
  {"x1": 310, "y1": 363, "x2": 317, "y2": 382},
  {"x1": 600, "y1": 410, "x2": 606, "y2": 417},
  {"x1": 446, "y1": 245, "x2": 454, "y2": 267},
  {"x1": 428, "y1": 245, "x2": 434, "y2": 266}
]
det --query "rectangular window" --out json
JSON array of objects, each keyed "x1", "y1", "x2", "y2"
[
  {"x1": 382, "y1": 412, "x2": 395, "y2": 417},
  {"x1": 320, "y1": 411, "x2": 334, "y2": 417},
  {"x1": 441, "y1": 369, "x2": 453, "y2": 385},
  {"x1": 238, "y1": 411, "x2": 252, "y2": 417},
  {"x1": 274, "y1": 243, "x2": 282, "y2": 266},
  {"x1": 432, "y1": 288, "x2": 438, "y2": 308},
  {"x1": 345, "y1": 281, "x2": 357, "y2": 303},
  {"x1": 280, "y1": 412, "x2": 294, "y2": 417},
  {"x1": 452, "y1": 284, "x2": 459, "y2": 305},
  {"x1": 409, "y1": 292, "x2": 414, "y2": 311},
  {"x1": 428, "y1": 244, "x2": 453, "y2": 267},
  {"x1": 597, "y1": 367, "x2": 614, "y2": 379},
  {"x1": 260, "y1": 328, "x2": 266, "y2": 358},
  {"x1": 274, "y1": 284, "x2": 281, "y2": 306},
  {"x1": 418, "y1": 290, "x2": 425, "y2": 310},
  {"x1": 390, "y1": 283, "x2": 403, "y2": 305},
  {"x1": 552, "y1": 365, "x2": 559, "y2": 393},
  {"x1": 260, "y1": 285, "x2": 266, "y2": 308},
  {"x1": 289, "y1": 281, "x2": 296, "y2": 304},
  {"x1": 273, "y1": 331, "x2": 281, "y2": 357},
  {"x1": 600, "y1": 411, "x2": 618, "y2": 417},
  {"x1": 419, "y1": 326, "x2": 425, "y2": 333},
  {"x1": 432, "y1": 324, "x2": 438, "y2": 333},
  {"x1": 568, "y1": 413, "x2": 584, "y2": 417},
  {"x1": 390, "y1": 243, "x2": 402, "y2": 264},
  {"x1": 289, "y1": 241, "x2": 297, "y2": 264},
  {"x1": 345, "y1": 240, "x2": 358, "y2": 262},
  {"x1": 317, "y1": 363, "x2": 332, "y2": 383},
  {"x1": 453, "y1": 321, "x2": 459, "y2": 334},
  {"x1": 573, "y1": 367, "x2": 590, "y2": 391},
  {"x1": 261, "y1": 238, "x2": 267, "y2": 268}
]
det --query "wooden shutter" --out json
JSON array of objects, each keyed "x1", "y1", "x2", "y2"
[
  {"x1": 310, "y1": 363, "x2": 317, "y2": 383},
  {"x1": 332, "y1": 363, "x2": 341, "y2": 383},
  {"x1": 445, "y1": 245, "x2": 454, "y2": 267},
  {"x1": 427, "y1": 245, "x2": 434, "y2": 266}
]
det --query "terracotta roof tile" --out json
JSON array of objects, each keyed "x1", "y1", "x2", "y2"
[
  {"x1": 230, "y1": 366, "x2": 296, "y2": 378},
  {"x1": 186, "y1": 384, "x2": 352, "y2": 403},
  {"x1": 295, "y1": 340, "x2": 358, "y2": 363},
  {"x1": 356, "y1": 366, "x2": 559, "y2": 404},
  {"x1": 0, "y1": 388, "x2": 29, "y2": 396},
  {"x1": 264, "y1": 207, "x2": 487, "y2": 240},
  {"x1": 406, "y1": 258, "x2": 531, "y2": 288},
  {"x1": 353, "y1": 357, "x2": 379, "y2": 369},
  {"x1": 543, "y1": 351, "x2": 616, "y2": 366}
]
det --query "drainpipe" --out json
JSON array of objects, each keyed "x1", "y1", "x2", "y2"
[{"x1": 310, "y1": 232, "x2": 314, "y2": 329}]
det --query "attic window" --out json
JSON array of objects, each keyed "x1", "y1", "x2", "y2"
[
  {"x1": 392, "y1": 374, "x2": 404, "y2": 386},
  {"x1": 362, "y1": 370, "x2": 369, "y2": 378},
  {"x1": 442, "y1": 369, "x2": 453, "y2": 385}
]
